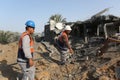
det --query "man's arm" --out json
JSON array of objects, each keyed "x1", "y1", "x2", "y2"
[
  {"x1": 22, "y1": 35, "x2": 34, "y2": 66},
  {"x1": 63, "y1": 35, "x2": 74, "y2": 53}
]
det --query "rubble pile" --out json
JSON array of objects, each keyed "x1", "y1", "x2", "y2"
[
  {"x1": 34, "y1": 40, "x2": 120, "y2": 80},
  {"x1": 41, "y1": 8, "x2": 120, "y2": 80},
  {"x1": 0, "y1": 40, "x2": 120, "y2": 80}
]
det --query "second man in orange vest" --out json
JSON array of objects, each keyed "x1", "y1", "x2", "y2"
[{"x1": 56, "y1": 25, "x2": 74, "y2": 65}]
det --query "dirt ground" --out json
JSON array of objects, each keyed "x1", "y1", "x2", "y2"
[
  {"x1": 0, "y1": 42, "x2": 43, "y2": 80},
  {"x1": 0, "y1": 42, "x2": 120, "y2": 80}
]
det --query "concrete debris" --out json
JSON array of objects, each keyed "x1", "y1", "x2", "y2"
[{"x1": 41, "y1": 9, "x2": 120, "y2": 80}]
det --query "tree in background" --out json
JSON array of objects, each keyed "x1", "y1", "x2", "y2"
[
  {"x1": 44, "y1": 14, "x2": 67, "y2": 43},
  {"x1": 0, "y1": 30, "x2": 20, "y2": 44},
  {"x1": 49, "y1": 14, "x2": 66, "y2": 23}
]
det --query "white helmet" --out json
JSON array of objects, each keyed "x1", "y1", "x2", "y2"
[{"x1": 64, "y1": 25, "x2": 72, "y2": 31}]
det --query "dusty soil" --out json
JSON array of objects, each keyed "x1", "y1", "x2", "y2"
[
  {"x1": 0, "y1": 42, "x2": 120, "y2": 80},
  {"x1": 0, "y1": 42, "x2": 44, "y2": 80}
]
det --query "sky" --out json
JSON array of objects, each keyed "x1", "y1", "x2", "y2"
[{"x1": 0, "y1": 0, "x2": 120, "y2": 33}]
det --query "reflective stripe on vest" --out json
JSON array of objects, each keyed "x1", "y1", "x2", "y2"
[{"x1": 19, "y1": 32, "x2": 34, "y2": 53}]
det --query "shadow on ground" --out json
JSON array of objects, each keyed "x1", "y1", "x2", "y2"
[
  {"x1": 0, "y1": 60, "x2": 22, "y2": 80},
  {"x1": 37, "y1": 52, "x2": 62, "y2": 65}
]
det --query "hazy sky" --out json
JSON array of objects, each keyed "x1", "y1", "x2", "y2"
[{"x1": 0, "y1": 0, "x2": 120, "y2": 33}]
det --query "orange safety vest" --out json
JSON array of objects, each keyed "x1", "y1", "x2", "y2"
[{"x1": 18, "y1": 32, "x2": 34, "y2": 53}]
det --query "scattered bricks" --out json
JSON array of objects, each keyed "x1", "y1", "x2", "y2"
[
  {"x1": 80, "y1": 71, "x2": 88, "y2": 80},
  {"x1": 99, "y1": 75, "x2": 109, "y2": 80},
  {"x1": 98, "y1": 57, "x2": 120, "y2": 71},
  {"x1": 115, "y1": 61, "x2": 120, "y2": 80},
  {"x1": 115, "y1": 66, "x2": 120, "y2": 80}
]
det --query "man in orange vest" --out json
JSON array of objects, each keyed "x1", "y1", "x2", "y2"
[
  {"x1": 17, "y1": 20, "x2": 35, "y2": 80},
  {"x1": 56, "y1": 25, "x2": 74, "y2": 65}
]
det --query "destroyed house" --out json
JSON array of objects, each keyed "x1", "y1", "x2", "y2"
[
  {"x1": 44, "y1": 8, "x2": 120, "y2": 44},
  {"x1": 71, "y1": 15, "x2": 120, "y2": 43}
]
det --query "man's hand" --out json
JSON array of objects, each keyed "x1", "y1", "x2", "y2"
[
  {"x1": 29, "y1": 58, "x2": 34, "y2": 67},
  {"x1": 69, "y1": 48, "x2": 74, "y2": 54}
]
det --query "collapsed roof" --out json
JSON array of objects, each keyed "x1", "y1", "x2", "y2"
[{"x1": 44, "y1": 8, "x2": 120, "y2": 43}]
